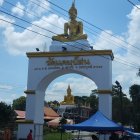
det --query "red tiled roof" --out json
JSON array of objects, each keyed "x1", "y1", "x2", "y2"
[
  {"x1": 44, "y1": 107, "x2": 59, "y2": 117},
  {"x1": 15, "y1": 110, "x2": 25, "y2": 119},
  {"x1": 44, "y1": 116, "x2": 59, "y2": 120},
  {"x1": 14, "y1": 107, "x2": 59, "y2": 120}
]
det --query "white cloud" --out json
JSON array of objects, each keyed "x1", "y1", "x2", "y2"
[
  {"x1": 117, "y1": 5, "x2": 140, "y2": 93},
  {"x1": 2, "y1": 14, "x2": 65, "y2": 55},
  {"x1": 126, "y1": 5, "x2": 140, "y2": 54},
  {"x1": 93, "y1": 30, "x2": 127, "y2": 55},
  {"x1": 0, "y1": 84, "x2": 13, "y2": 90},
  {"x1": 12, "y1": 2, "x2": 25, "y2": 17},
  {"x1": 26, "y1": 0, "x2": 50, "y2": 18},
  {"x1": 0, "y1": 15, "x2": 15, "y2": 28},
  {"x1": 0, "y1": 98, "x2": 12, "y2": 105},
  {"x1": 0, "y1": 0, "x2": 3, "y2": 6}
]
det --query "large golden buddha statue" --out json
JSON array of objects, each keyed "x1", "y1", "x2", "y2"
[
  {"x1": 61, "y1": 85, "x2": 75, "y2": 105},
  {"x1": 52, "y1": 1, "x2": 87, "y2": 42}
]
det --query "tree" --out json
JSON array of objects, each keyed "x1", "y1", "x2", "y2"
[
  {"x1": 129, "y1": 84, "x2": 140, "y2": 132},
  {"x1": 74, "y1": 96, "x2": 82, "y2": 105},
  {"x1": 112, "y1": 95, "x2": 131, "y2": 125},
  {"x1": 89, "y1": 92, "x2": 98, "y2": 113},
  {"x1": 59, "y1": 117, "x2": 67, "y2": 125},
  {"x1": 112, "y1": 85, "x2": 131, "y2": 125},
  {"x1": 0, "y1": 102, "x2": 15, "y2": 126},
  {"x1": 12, "y1": 96, "x2": 26, "y2": 111},
  {"x1": 47, "y1": 100, "x2": 60, "y2": 108}
]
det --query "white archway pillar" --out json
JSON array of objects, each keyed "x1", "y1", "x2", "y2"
[
  {"x1": 98, "y1": 91, "x2": 112, "y2": 118},
  {"x1": 34, "y1": 90, "x2": 44, "y2": 124},
  {"x1": 17, "y1": 90, "x2": 44, "y2": 140},
  {"x1": 17, "y1": 90, "x2": 35, "y2": 140}
]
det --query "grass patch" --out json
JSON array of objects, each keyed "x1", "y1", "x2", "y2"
[{"x1": 43, "y1": 132, "x2": 71, "y2": 140}]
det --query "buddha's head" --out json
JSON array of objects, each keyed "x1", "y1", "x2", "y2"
[{"x1": 69, "y1": 2, "x2": 77, "y2": 20}]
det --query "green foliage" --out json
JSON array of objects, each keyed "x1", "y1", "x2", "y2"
[
  {"x1": 74, "y1": 92, "x2": 98, "y2": 112},
  {"x1": 129, "y1": 84, "x2": 140, "y2": 132},
  {"x1": 129, "y1": 84, "x2": 140, "y2": 106},
  {"x1": 89, "y1": 92, "x2": 98, "y2": 111},
  {"x1": 0, "y1": 102, "x2": 16, "y2": 125},
  {"x1": 112, "y1": 95, "x2": 132, "y2": 125},
  {"x1": 47, "y1": 100, "x2": 60, "y2": 108},
  {"x1": 12, "y1": 96, "x2": 26, "y2": 111},
  {"x1": 59, "y1": 117, "x2": 67, "y2": 125},
  {"x1": 112, "y1": 84, "x2": 131, "y2": 125}
]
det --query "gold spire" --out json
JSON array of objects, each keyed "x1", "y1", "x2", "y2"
[{"x1": 67, "y1": 85, "x2": 71, "y2": 95}]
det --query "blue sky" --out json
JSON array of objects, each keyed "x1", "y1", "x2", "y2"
[{"x1": 0, "y1": 0, "x2": 140, "y2": 104}]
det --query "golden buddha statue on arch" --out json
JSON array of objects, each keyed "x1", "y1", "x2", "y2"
[
  {"x1": 52, "y1": 1, "x2": 87, "y2": 42},
  {"x1": 60, "y1": 85, "x2": 75, "y2": 105}
]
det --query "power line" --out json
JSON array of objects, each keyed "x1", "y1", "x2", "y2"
[
  {"x1": 1, "y1": 18, "x2": 139, "y2": 70},
  {"x1": 3, "y1": 0, "x2": 140, "y2": 58},
  {"x1": 46, "y1": 0, "x2": 140, "y2": 51},
  {"x1": 0, "y1": 16, "x2": 85, "y2": 51},
  {"x1": 1, "y1": 2, "x2": 91, "y2": 50},
  {"x1": 29, "y1": 0, "x2": 69, "y2": 19},
  {"x1": 24, "y1": 0, "x2": 140, "y2": 58},
  {"x1": 127, "y1": 0, "x2": 140, "y2": 9},
  {"x1": 115, "y1": 57, "x2": 139, "y2": 69},
  {"x1": 0, "y1": 9, "x2": 57, "y2": 35},
  {"x1": 0, "y1": 18, "x2": 52, "y2": 39},
  {"x1": 86, "y1": 28, "x2": 140, "y2": 58},
  {"x1": 1, "y1": 1, "x2": 95, "y2": 50},
  {"x1": 0, "y1": 4, "x2": 140, "y2": 70},
  {"x1": 3, "y1": 0, "x2": 65, "y2": 31}
]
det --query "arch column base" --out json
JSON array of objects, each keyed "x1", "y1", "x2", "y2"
[{"x1": 17, "y1": 121, "x2": 43, "y2": 140}]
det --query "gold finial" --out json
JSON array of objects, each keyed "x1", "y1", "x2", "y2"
[
  {"x1": 73, "y1": 0, "x2": 75, "y2": 5},
  {"x1": 67, "y1": 85, "x2": 71, "y2": 95},
  {"x1": 69, "y1": 0, "x2": 77, "y2": 16}
]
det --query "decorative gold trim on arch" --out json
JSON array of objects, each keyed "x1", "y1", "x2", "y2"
[
  {"x1": 16, "y1": 120, "x2": 33, "y2": 124},
  {"x1": 97, "y1": 90, "x2": 112, "y2": 94},
  {"x1": 26, "y1": 50, "x2": 114, "y2": 60},
  {"x1": 24, "y1": 90, "x2": 35, "y2": 94}
]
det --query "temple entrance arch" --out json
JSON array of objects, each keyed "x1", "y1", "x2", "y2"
[{"x1": 17, "y1": 50, "x2": 113, "y2": 140}]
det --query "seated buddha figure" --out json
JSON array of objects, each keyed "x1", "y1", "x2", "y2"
[
  {"x1": 52, "y1": 2, "x2": 87, "y2": 42},
  {"x1": 61, "y1": 85, "x2": 74, "y2": 105}
]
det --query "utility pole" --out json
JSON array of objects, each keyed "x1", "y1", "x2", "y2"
[{"x1": 115, "y1": 81, "x2": 123, "y2": 125}]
